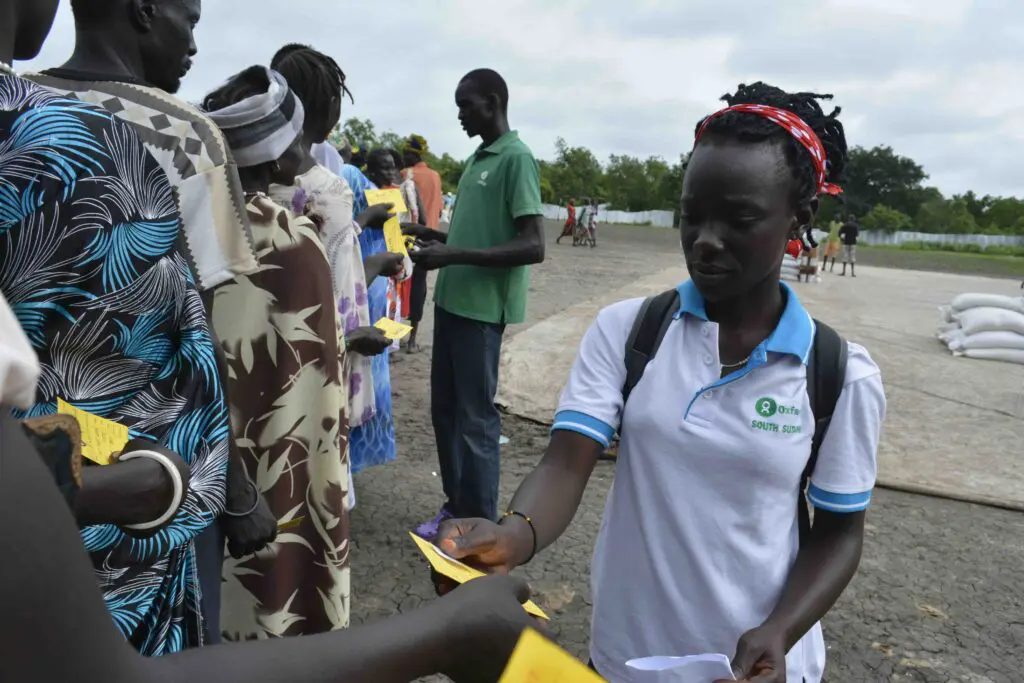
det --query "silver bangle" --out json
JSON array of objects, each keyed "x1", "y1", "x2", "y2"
[
  {"x1": 119, "y1": 449, "x2": 185, "y2": 532},
  {"x1": 223, "y1": 479, "x2": 261, "y2": 517}
]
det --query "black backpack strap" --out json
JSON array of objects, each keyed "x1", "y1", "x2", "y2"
[
  {"x1": 622, "y1": 289, "x2": 680, "y2": 406},
  {"x1": 799, "y1": 319, "x2": 849, "y2": 542}
]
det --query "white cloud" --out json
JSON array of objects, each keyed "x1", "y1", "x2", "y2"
[{"x1": 21, "y1": 0, "x2": 1022, "y2": 198}]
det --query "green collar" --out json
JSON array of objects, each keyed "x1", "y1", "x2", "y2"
[{"x1": 478, "y1": 130, "x2": 520, "y2": 155}]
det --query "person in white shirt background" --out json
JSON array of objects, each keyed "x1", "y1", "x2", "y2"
[{"x1": 436, "y1": 82, "x2": 886, "y2": 683}]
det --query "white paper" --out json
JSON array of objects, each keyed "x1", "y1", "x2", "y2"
[{"x1": 626, "y1": 654, "x2": 735, "y2": 682}]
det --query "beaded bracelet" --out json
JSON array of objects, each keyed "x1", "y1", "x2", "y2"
[{"x1": 501, "y1": 510, "x2": 538, "y2": 564}]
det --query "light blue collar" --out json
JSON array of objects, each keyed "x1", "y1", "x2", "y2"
[{"x1": 674, "y1": 280, "x2": 814, "y2": 364}]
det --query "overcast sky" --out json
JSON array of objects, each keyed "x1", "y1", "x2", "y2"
[{"x1": 24, "y1": 0, "x2": 1023, "y2": 199}]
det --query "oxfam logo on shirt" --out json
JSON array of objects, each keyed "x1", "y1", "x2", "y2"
[{"x1": 755, "y1": 397, "x2": 778, "y2": 418}]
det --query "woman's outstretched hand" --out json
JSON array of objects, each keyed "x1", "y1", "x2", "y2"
[{"x1": 435, "y1": 574, "x2": 543, "y2": 683}]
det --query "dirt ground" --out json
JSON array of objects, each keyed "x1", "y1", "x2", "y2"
[{"x1": 350, "y1": 221, "x2": 1024, "y2": 682}]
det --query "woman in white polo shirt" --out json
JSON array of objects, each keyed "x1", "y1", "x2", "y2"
[{"x1": 437, "y1": 82, "x2": 885, "y2": 683}]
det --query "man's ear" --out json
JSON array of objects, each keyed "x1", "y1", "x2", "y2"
[
  {"x1": 130, "y1": 0, "x2": 158, "y2": 32},
  {"x1": 486, "y1": 93, "x2": 503, "y2": 117}
]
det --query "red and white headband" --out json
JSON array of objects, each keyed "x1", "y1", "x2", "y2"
[{"x1": 695, "y1": 103, "x2": 843, "y2": 197}]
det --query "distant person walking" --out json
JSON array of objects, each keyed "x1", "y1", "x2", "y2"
[
  {"x1": 408, "y1": 69, "x2": 545, "y2": 540},
  {"x1": 557, "y1": 199, "x2": 577, "y2": 244},
  {"x1": 575, "y1": 199, "x2": 591, "y2": 246},
  {"x1": 587, "y1": 198, "x2": 599, "y2": 248},
  {"x1": 822, "y1": 216, "x2": 841, "y2": 272},
  {"x1": 839, "y1": 214, "x2": 860, "y2": 277}
]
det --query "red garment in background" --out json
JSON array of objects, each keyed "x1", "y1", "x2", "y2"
[{"x1": 406, "y1": 162, "x2": 443, "y2": 229}]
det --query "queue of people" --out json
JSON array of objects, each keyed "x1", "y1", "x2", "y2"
[
  {"x1": 1, "y1": 2, "x2": 884, "y2": 682},
  {"x1": 557, "y1": 197, "x2": 599, "y2": 248}
]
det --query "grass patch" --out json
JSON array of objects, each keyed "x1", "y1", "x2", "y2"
[
  {"x1": 855, "y1": 245, "x2": 1024, "y2": 279},
  {"x1": 883, "y1": 241, "x2": 1024, "y2": 258}
]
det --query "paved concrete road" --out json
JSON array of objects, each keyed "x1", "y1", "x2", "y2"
[{"x1": 350, "y1": 222, "x2": 1024, "y2": 682}]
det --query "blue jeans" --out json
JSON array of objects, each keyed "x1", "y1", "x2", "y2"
[{"x1": 431, "y1": 306, "x2": 505, "y2": 521}]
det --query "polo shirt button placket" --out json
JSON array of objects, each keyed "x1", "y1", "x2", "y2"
[
  {"x1": 702, "y1": 353, "x2": 714, "y2": 366},
  {"x1": 701, "y1": 324, "x2": 711, "y2": 338}
]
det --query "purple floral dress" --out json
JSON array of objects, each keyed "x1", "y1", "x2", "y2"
[{"x1": 271, "y1": 166, "x2": 376, "y2": 427}]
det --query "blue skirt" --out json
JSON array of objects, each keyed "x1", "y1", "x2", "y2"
[{"x1": 350, "y1": 227, "x2": 397, "y2": 473}]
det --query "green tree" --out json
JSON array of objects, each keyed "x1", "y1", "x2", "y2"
[
  {"x1": 956, "y1": 190, "x2": 994, "y2": 225},
  {"x1": 984, "y1": 197, "x2": 1024, "y2": 233},
  {"x1": 432, "y1": 153, "x2": 466, "y2": 194},
  {"x1": 915, "y1": 198, "x2": 979, "y2": 234},
  {"x1": 340, "y1": 117, "x2": 378, "y2": 149},
  {"x1": 547, "y1": 137, "x2": 605, "y2": 203},
  {"x1": 604, "y1": 154, "x2": 648, "y2": 210},
  {"x1": 1015, "y1": 216, "x2": 1024, "y2": 236},
  {"x1": 843, "y1": 146, "x2": 930, "y2": 217},
  {"x1": 861, "y1": 204, "x2": 913, "y2": 234},
  {"x1": 377, "y1": 130, "x2": 404, "y2": 151},
  {"x1": 327, "y1": 118, "x2": 1021, "y2": 237}
]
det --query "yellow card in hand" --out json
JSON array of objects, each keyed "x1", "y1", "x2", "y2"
[
  {"x1": 375, "y1": 317, "x2": 413, "y2": 342},
  {"x1": 499, "y1": 628, "x2": 605, "y2": 682},
  {"x1": 409, "y1": 532, "x2": 549, "y2": 620},
  {"x1": 364, "y1": 188, "x2": 408, "y2": 215},
  {"x1": 364, "y1": 188, "x2": 409, "y2": 257},
  {"x1": 56, "y1": 398, "x2": 129, "y2": 466},
  {"x1": 383, "y1": 221, "x2": 409, "y2": 257}
]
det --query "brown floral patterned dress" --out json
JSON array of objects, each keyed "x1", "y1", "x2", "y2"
[{"x1": 214, "y1": 195, "x2": 351, "y2": 639}]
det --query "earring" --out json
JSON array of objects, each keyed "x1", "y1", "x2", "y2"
[{"x1": 273, "y1": 161, "x2": 281, "y2": 173}]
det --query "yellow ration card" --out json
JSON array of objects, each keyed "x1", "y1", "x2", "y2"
[
  {"x1": 364, "y1": 188, "x2": 409, "y2": 257},
  {"x1": 375, "y1": 317, "x2": 413, "y2": 341},
  {"x1": 56, "y1": 398, "x2": 129, "y2": 466},
  {"x1": 409, "y1": 532, "x2": 548, "y2": 620},
  {"x1": 499, "y1": 628, "x2": 605, "y2": 682}
]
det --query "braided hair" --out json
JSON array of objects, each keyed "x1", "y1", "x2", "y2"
[
  {"x1": 695, "y1": 82, "x2": 848, "y2": 204},
  {"x1": 271, "y1": 44, "x2": 353, "y2": 139},
  {"x1": 201, "y1": 65, "x2": 269, "y2": 112}
]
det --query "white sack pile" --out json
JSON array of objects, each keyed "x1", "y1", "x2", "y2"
[{"x1": 938, "y1": 293, "x2": 1024, "y2": 365}]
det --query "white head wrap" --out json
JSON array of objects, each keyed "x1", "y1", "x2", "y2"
[
  {"x1": 0, "y1": 291, "x2": 40, "y2": 410},
  {"x1": 204, "y1": 68, "x2": 305, "y2": 168}
]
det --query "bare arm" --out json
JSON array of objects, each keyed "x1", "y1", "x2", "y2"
[
  {"x1": 402, "y1": 223, "x2": 448, "y2": 243},
  {"x1": 0, "y1": 412, "x2": 534, "y2": 683},
  {"x1": 501, "y1": 431, "x2": 601, "y2": 562},
  {"x1": 364, "y1": 252, "x2": 405, "y2": 286},
  {"x1": 763, "y1": 509, "x2": 865, "y2": 649},
  {"x1": 204, "y1": 285, "x2": 277, "y2": 555},
  {"x1": 425, "y1": 214, "x2": 545, "y2": 270},
  {"x1": 364, "y1": 255, "x2": 387, "y2": 285},
  {"x1": 75, "y1": 459, "x2": 177, "y2": 528},
  {"x1": 0, "y1": 413, "x2": 442, "y2": 682},
  {"x1": 440, "y1": 431, "x2": 602, "y2": 571}
]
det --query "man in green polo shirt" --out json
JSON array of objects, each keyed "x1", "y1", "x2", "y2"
[{"x1": 409, "y1": 68, "x2": 545, "y2": 540}]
